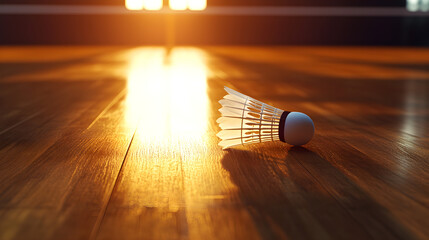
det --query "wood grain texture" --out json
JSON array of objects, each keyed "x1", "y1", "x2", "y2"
[{"x1": 0, "y1": 46, "x2": 428, "y2": 240}]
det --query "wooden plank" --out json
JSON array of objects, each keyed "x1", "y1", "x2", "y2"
[
  {"x1": 0, "y1": 47, "x2": 136, "y2": 240},
  {"x1": 195, "y1": 47, "x2": 428, "y2": 239},
  {"x1": 206, "y1": 49, "x2": 428, "y2": 239},
  {"x1": 0, "y1": 80, "x2": 124, "y2": 183},
  {"x1": 96, "y1": 48, "x2": 395, "y2": 240},
  {"x1": 1, "y1": 46, "x2": 429, "y2": 240},
  {"x1": 0, "y1": 90, "x2": 136, "y2": 240}
]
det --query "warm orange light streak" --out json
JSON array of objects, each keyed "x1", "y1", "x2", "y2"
[
  {"x1": 125, "y1": 0, "x2": 144, "y2": 10},
  {"x1": 125, "y1": 48, "x2": 167, "y2": 131},
  {"x1": 122, "y1": 48, "x2": 215, "y2": 209},
  {"x1": 169, "y1": 0, "x2": 187, "y2": 10},
  {"x1": 125, "y1": 47, "x2": 209, "y2": 144},
  {"x1": 144, "y1": 0, "x2": 163, "y2": 10},
  {"x1": 168, "y1": 48, "x2": 209, "y2": 138},
  {"x1": 188, "y1": 0, "x2": 206, "y2": 10}
]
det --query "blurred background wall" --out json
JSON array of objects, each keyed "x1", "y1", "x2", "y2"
[{"x1": 0, "y1": 0, "x2": 428, "y2": 45}]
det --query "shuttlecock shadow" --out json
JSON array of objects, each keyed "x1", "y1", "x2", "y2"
[{"x1": 221, "y1": 147, "x2": 415, "y2": 240}]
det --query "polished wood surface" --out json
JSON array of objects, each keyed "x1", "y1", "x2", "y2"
[{"x1": 0, "y1": 46, "x2": 428, "y2": 240}]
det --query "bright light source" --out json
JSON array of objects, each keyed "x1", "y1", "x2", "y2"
[
  {"x1": 125, "y1": 0, "x2": 144, "y2": 10},
  {"x1": 126, "y1": 0, "x2": 206, "y2": 11},
  {"x1": 169, "y1": 0, "x2": 187, "y2": 10},
  {"x1": 407, "y1": 0, "x2": 429, "y2": 11},
  {"x1": 188, "y1": 0, "x2": 206, "y2": 10},
  {"x1": 407, "y1": 0, "x2": 419, "y2": 11},
  {"x1": 144, "y1": 0, "x2": 163, "y2": 10}
]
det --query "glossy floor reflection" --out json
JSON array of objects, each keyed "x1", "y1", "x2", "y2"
[
  {"x1": 0, "y1": 46, "x2": 428, "y2": 240},
  {"x1": 125, "y1": 48, "x2": 209, "y2": 143}
]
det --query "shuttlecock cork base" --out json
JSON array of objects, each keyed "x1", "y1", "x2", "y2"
[{"x1": 217, "y1": 87, "x2": 314, "y2": 149}]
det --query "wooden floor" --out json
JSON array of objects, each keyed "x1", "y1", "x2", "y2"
[{"x1": 0, "y1": 46, "x2": 428, "y2": 240}]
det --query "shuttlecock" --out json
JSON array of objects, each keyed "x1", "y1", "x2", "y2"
[{"x1": 217, "y1": 87, "x2": 315, "y2": 149}]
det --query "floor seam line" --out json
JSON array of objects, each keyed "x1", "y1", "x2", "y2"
[
  {"x1": 88, "y1": 127, "x2": 137, "y2": 240},
  {"x1": 0, "y1": 110, "x2": 43, "y2": 136},
  {"x1": 86, "y1": 88, "x2": 126, "y2": 130}
]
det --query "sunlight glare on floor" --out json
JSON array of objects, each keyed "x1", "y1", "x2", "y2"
[{"x1": 125, "y1": 47, "x2": 209, "y2": 146}]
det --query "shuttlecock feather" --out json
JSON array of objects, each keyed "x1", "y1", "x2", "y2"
[{"x1": 217, "y1": 87, "x2": 315, "y2": 149}]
